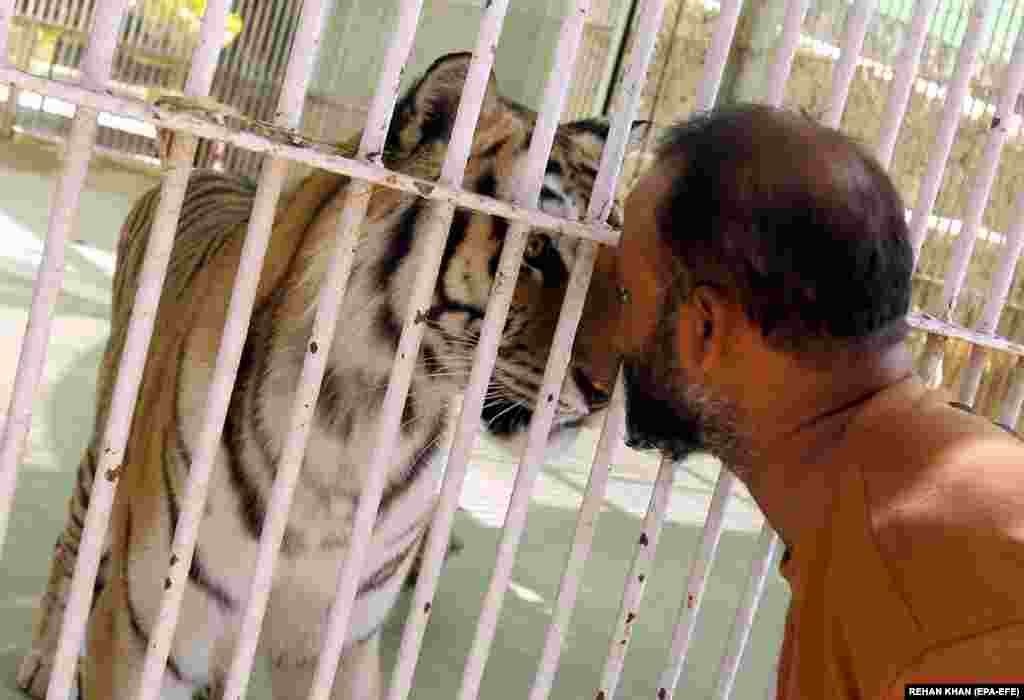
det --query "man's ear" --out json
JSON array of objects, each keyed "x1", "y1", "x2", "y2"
[
  {"x1": 676, "y1": 284, "x2": 741, "y2": 374},
  {"x1": 385, "y1": 52, "x2": 504, "y2": 160}
]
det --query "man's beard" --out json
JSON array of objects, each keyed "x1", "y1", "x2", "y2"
[{"x1": 621, "y1": 308, "x2": 749, "y2": 471}]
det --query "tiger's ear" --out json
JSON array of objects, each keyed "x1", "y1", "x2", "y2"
[{"x1": 386, "y1": 52, "x2": 504, "y2": 159}]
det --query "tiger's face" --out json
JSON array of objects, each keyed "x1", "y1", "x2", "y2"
[{"x1": 380, "y1": 52, "x2": 646, "y2": 453}]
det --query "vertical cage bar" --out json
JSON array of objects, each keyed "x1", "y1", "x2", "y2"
[
  {"x1": 764, "y1": 0, "x2": 812, "y2": 108},
  {"x1": 306, "y1": 1, "x2": 516, "y2": 697},
  {"x1": 0, "y1": 0, "x2": 13, "y2": 73},
  {"x1": 129, "y1": 1, "x2": 334, "y2": 698},
  {"x1": 907, "y1": 0, "x2": 999, "y2": 261},
  {"x1": 0, "y1": 0, "x2": 127, "y2": 564},
  {"x1": 656, "y1": 468, "x2": 737, "y2": 700},
  {"x1": 386, "y1": 4, "x2": 620, "y2": 697},
  {"x1": 977, "y1": 191, "x2": 1024, "y2": 336},
  {"x1": 875, "y1": 0, "x2": 941, "y2": 168},
  {"x1": 943, "y1": 31, "x2": 1024, "y2": 406},
  {"x1": 918, "y1": 332, "x2": 947, "y2": 388},
  {"x1": 999, "y1": 356, "x2": 1024, "y2": 427},
  {"x1": 695, "y1": 0, "x2": 745, "y2": 111},
  {"x1": 824, "y1": 0, "x2": 879, "y2": 128},
  {"x1": 527, "y1": 373, "x2": 628, "y2": 700},
  {"x1": 217, "y1": 3, "x2": 428, "y2": 699},
  {"x1": 941, "y1": 26, "x2": 1024, "y2": 319},
  {"x1": 41, "y1": 0, "x2": 234, "y2": 692},
  {"x1": 712, "y1": 522, "x2": 780, "y2": 700},
  {"x1": 597, "y1": 457, "x2": 677, "y2": 700},
  {"x1": 459, "y1": 2, "x2": 669, "y2": 698},
  {"x1": 958, "y1": 191, "x2": 1024, "y2": 404}
]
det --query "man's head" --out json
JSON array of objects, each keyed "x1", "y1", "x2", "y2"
[{"x1": 615, "y1": 103, "x2": 914, "y2": 467}]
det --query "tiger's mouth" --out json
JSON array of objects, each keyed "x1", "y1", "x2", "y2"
[{"x1": 481, "y1": 368, "x2": 610, "y2": 438}]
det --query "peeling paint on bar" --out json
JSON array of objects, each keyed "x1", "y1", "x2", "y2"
[{"x1": 0, "y1": 67, "x2": 619, "y2": 245}]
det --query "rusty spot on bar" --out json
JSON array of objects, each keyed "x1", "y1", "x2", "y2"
[
  {"x1": 309, "y1": 341, "x2": 318, "y2": 354},
  {"x1": 596, "y1": 692, "x2": 606, "y2": 700},
  {"x1": 687, "y1": 593, "x2": 696, "y2": 609},
  {"x1": 414, "y1": 309, "x2": 428, "y2": 325},
  {"x1": 625, "y1": 612, "x2": 636, "y2": 624},
  {"x1": 992, "y1": 116, "x2": 1002, "y2": 129},
  {"x1": 105, "y1": 465, "x2": 122, "y2": 482},
  {"x1": 170, "y1": 554, "x2": 178, "y2": 566},
  {"x1": 658, "y1": 688, "x2": 668, "y2": 700},
  {"x1": 639, "y1": 532, "x2": 649, "y2": 546},
  {"x1": 638, "y1": 574, "x2": 645, "y2": 583},
  {"x1": 424, "y1": 602, "x2": 431, "y2": 613},
  {"x1": 164, "y1": 578, "x2": 172, "y2": 590}
]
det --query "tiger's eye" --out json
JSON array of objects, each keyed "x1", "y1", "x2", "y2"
[{"x1": 617, "y1": 286, "x2": 631, "y2": 304}]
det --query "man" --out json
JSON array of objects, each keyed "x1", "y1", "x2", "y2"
[{"x1": 613, "y1": 103, "x2": 1024, "y2": 698}]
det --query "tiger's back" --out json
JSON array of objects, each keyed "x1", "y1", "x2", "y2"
[{"x1": 18, "y1": 52, "x2": 643, "y2": 700}]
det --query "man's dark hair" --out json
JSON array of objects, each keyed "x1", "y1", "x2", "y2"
[{"x1": 654, "y1": 103, "x2": 913, "y2": 354}]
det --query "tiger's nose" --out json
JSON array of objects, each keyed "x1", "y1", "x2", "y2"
[{"x1": 573, "y1": 368, "x2": 610, "y2": 409}]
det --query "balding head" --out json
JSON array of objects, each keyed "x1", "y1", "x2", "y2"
[{"x1": 650, "y1": 103, "x2": 913, "y2": 354}]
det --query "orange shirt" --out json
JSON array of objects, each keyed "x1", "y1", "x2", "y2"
[{"x1": 775, "y1": 376, "x2": 1024, "y2": 699}]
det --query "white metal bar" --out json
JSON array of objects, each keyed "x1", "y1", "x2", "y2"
[
  {"x1": 694, "y1": 0, "x2": 745, "y2": 111},
  {"x1": 959, "y1": 343, "x2": 987, "y2": 406},
  {"x1": 958, "y1": 190, "x2": 1024, "y2": 404},
  {"x1": 458, "y1": 1, "x2": 668, "y2": 697},
  {"x1": 128, "y1": 1, "x2": 334, "y2": 699},
  {"x1": 999, "y1": 357, "x2": 1024, "y2": 427},
  {"x1": 596, "y1": 457, "x2": 676, "y2": 700},
  {"x1": 527, "y1": 373, "x2": 628, "y2": 700},
  {"x1": 824, "y1": 0, "x2": 879, "y2": 128},
  {"x1": 0, "y1": 0, "x2": 127, "y2": 569},
  {"x1": 907, "y1": 0, "x2": 999, "y2": 261},
  {"x1": 712, "y1": 522, "x2": 780, "y2": 700},
  {"x1": 0, "y1": 0, "x2": 14, "y2": 74},
  {"x1": 657, "y1": 467, "x2": 737, "y2": 700},
  {"x1": 387, "y1": 0, "x2": 614, "y2": 696},
  {"x1": 977, "y1": 191, "x2": 1024, "y2": 337},
  {"x1": 764, "y1": 0, "x2": 812, "y2": 108},
  {"x1": 3, "y1": 0, "x2": 131, "y2": 696},
  {"x1": 874, "y1": 0, "x2": 941, "y2": 168},
  {"x1": 907, "y1": 311, "x2": 1024, "y2": 358},
  {"x1": 42, "y1": 0, "x2": 233, "y2": 685},
  {"x1": 306, "y1": 2, "x2": 516, "y2": 697},
  {"x1": 918, "y1": 332, "x2": 947, "y2": 388},
  {"x1": 0, "y1": 66, "x2": 619, "y2": 245},
  {"x1": 218, "y1": 2, "x2": 428, "y2": 698}
]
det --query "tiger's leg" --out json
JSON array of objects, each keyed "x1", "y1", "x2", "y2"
[
  {"x1": 17, "y1": 447, "x2": 109, "y2": 700},
  {"x1": 82, "y1": 559, "x2": 196, "y2": 700}
]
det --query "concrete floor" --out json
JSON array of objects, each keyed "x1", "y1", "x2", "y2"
[{"x1": 0, "y1": 136, "x2": 789, "y2": 700}]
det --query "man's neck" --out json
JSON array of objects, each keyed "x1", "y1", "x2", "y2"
[{"x1": 732, "y1": 342, "x2": 915, "y2": 549}]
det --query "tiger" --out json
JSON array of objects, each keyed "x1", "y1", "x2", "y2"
[{"x1": 16, "y1": 51, "x2": 645, "y2": 700}]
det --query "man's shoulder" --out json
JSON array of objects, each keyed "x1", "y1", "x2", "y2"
[{"x1": 849, "y1": 379, "x2": 1024, "y2": 642}]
